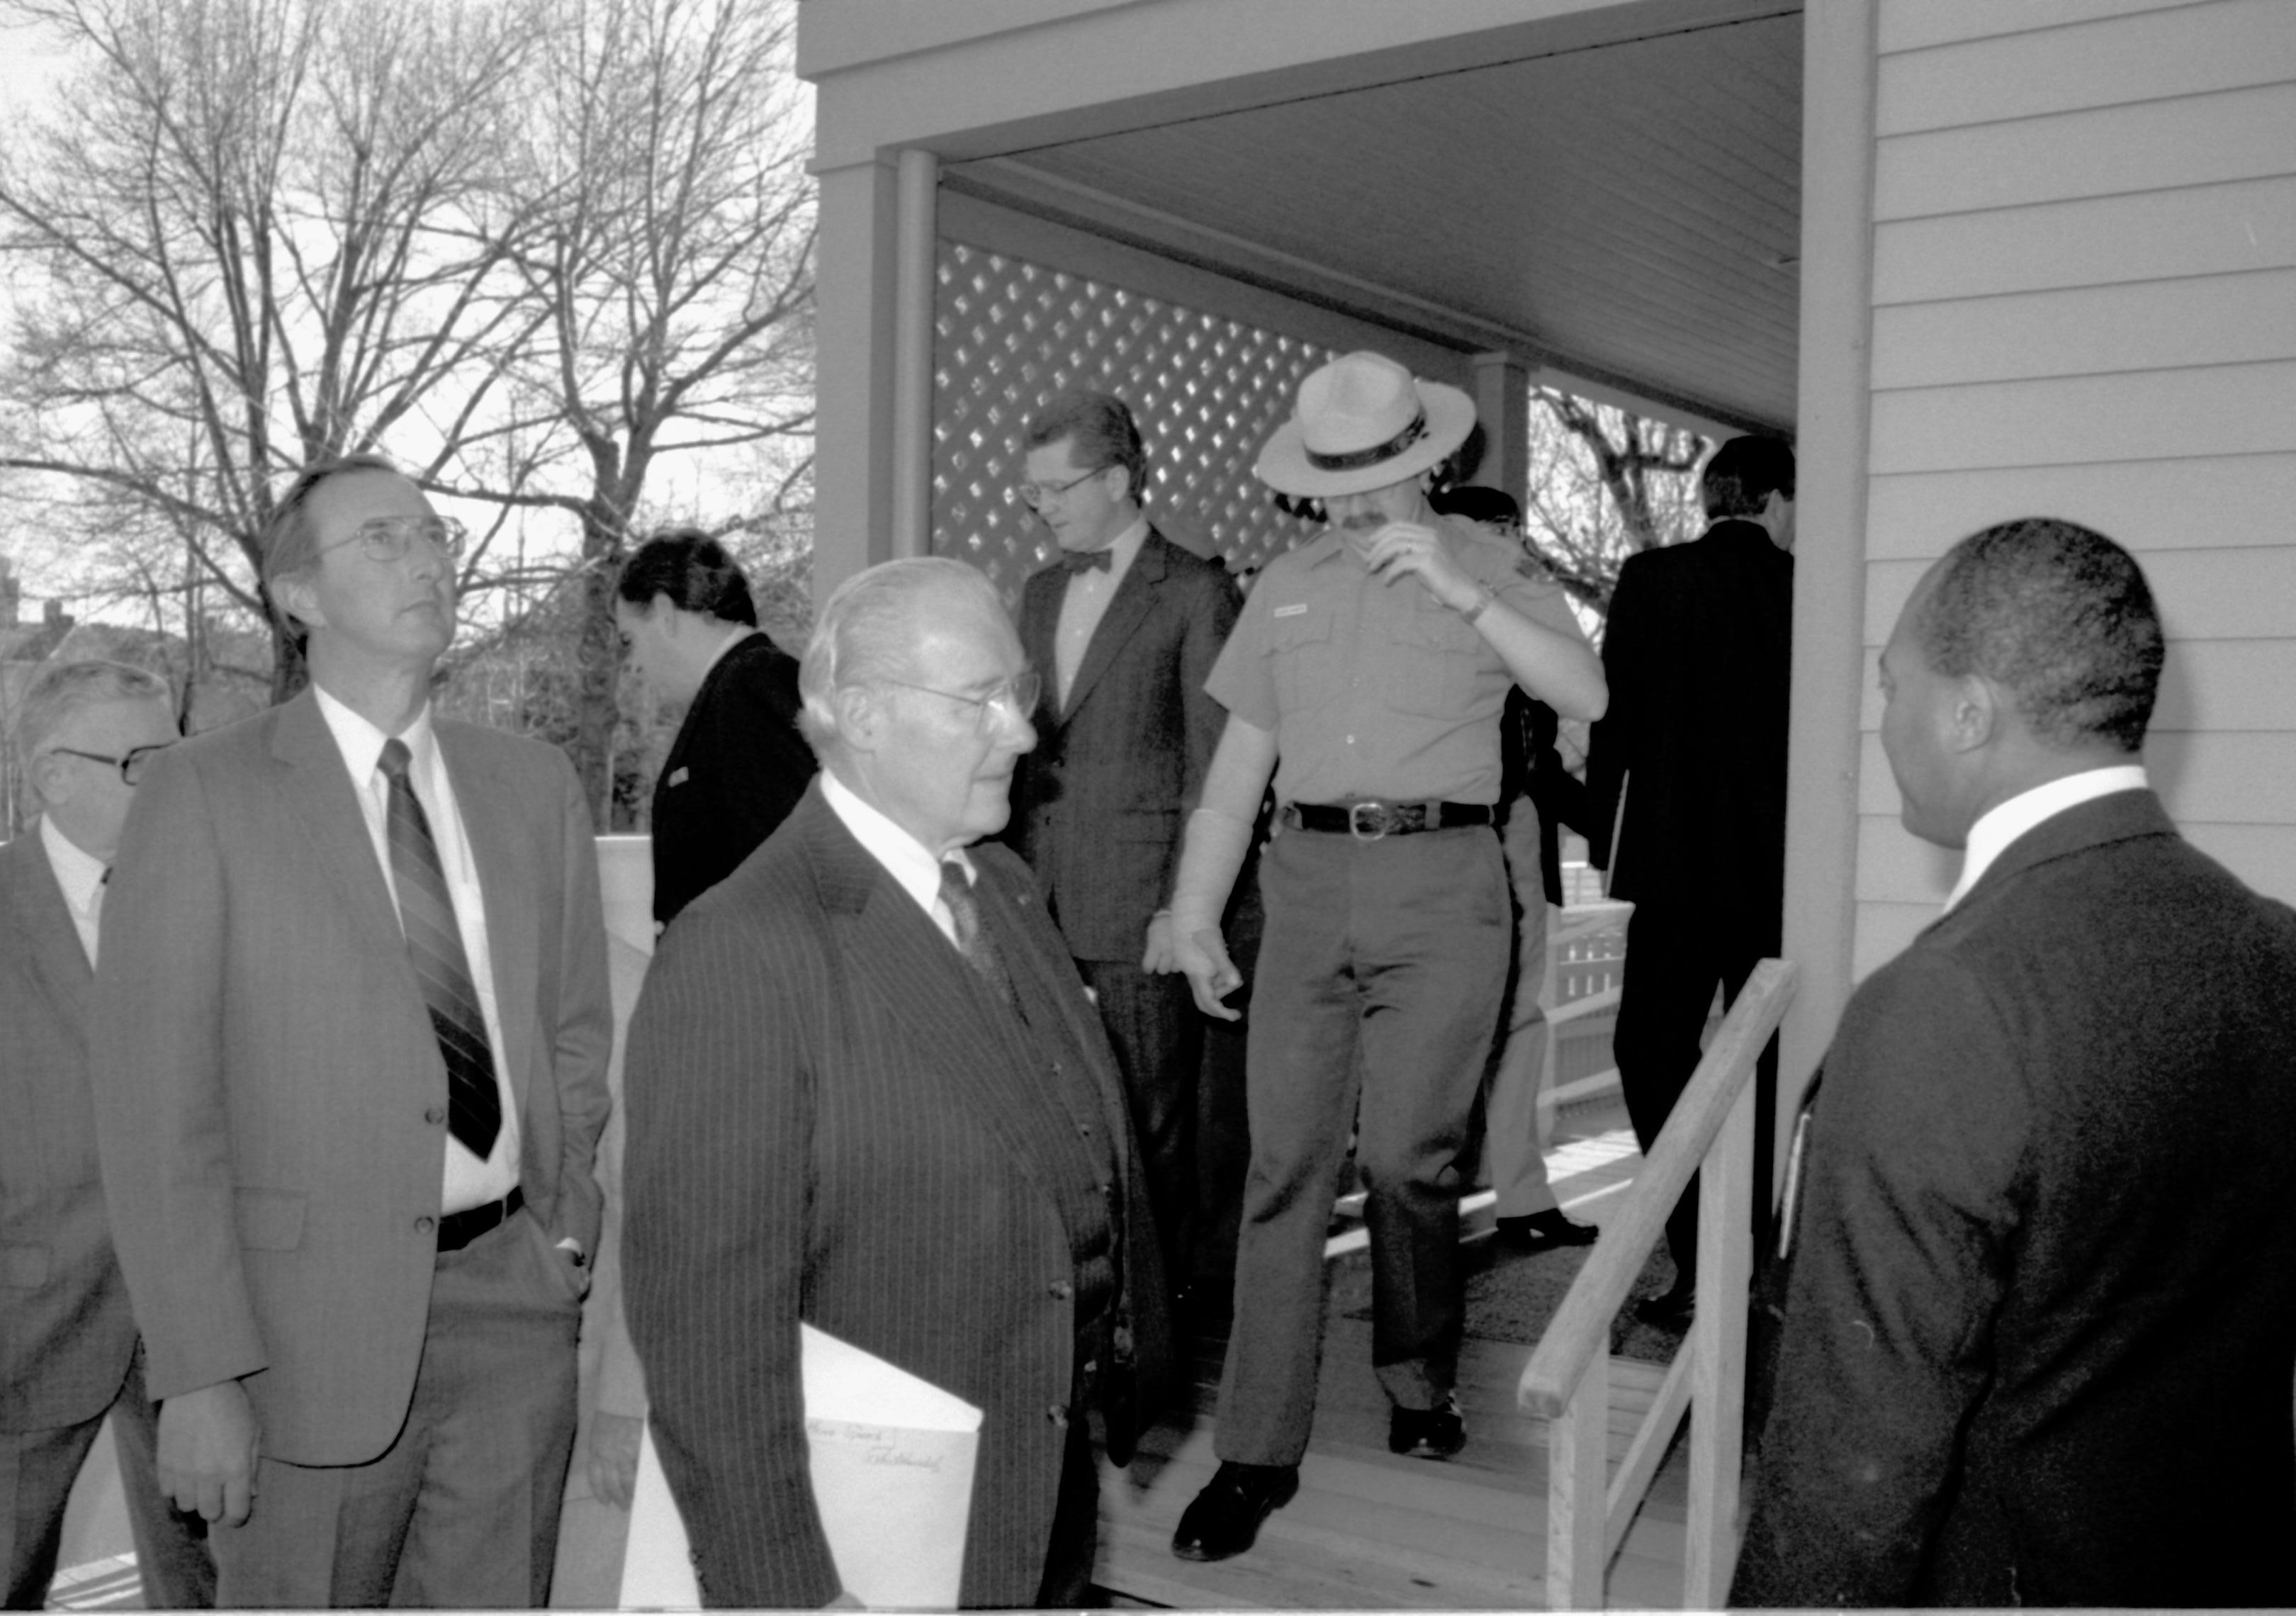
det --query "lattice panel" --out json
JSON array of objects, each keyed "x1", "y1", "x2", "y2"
[{"x1": 934, "y1": 240, "x2": 1333, "y2": 601}]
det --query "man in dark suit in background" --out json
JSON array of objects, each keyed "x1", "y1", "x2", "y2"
[
  {"x1": 625, "y1": 557, "x2": 1169, "y2": 1608},
  {"x1": 1733, "y1": 519, "x2": 2296, "y2": 1606},
  {"x1": 90, "y1": 456, "x2": 612, "y2": 1607},
  {"x1": 2, "y1": 661, "x2": 213, "y2": 1611},
  {"x1": 614, "y1": 529, "x2": 814, "y2": 929},
  {"x1": 1009, "y1": 391, "x2": 1242, "y2": 1311},
  {"x1": 1584, "y1": 435, "x2": 1794, "y2": 1323}
]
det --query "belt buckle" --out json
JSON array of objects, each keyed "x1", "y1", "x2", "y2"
[{"x1": 1349, "y1": 799, "x2": 1395, "y2": 841}]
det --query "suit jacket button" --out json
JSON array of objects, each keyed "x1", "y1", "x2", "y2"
[
  {"x1": 415, "y1": 1215, "x2": 437, "y2": 1235},
  {"x1": 424, "y1": 1106, "x2": 446, "y2": 1126},
  {"x1": 1049, "y1": 1279, "x2": 1074, "y2": 1300},
  {"x1": 1047, "y1": 1405, "x2": 1069, "y2": 1428}
]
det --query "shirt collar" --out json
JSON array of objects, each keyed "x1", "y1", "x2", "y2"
[
  {"x1": 1067, "y1": 513, "x2": 1151, "y2": 571},
  {"x1": 312, "y1": 681, "x2": 438, "y2": 788},
  {"x1": 1943, "y1": 764, "x2": 2150, "y2": 912},
  {"x1": 695, "y1": 625, "x2": 761, "y2": 686},
  {"x1": 38, "y1": 812, "x2": 108, "y2": 917},
  {"x1": 819, "y1": 765, "x2": 975, "y2": 915}
]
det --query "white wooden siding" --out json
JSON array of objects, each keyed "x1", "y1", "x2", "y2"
[{"x1": 1855, "y1": 0, "x2": 2296, "y2": 979}]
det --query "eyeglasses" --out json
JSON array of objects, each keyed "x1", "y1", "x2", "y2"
[
  {"x1": 317, "y1": 515, "x2": 467, "y2": 564},
  {"x1": 47, "y1": 741, "x2": 175, "y2": 786},
  {"x1": 875, "y1": 670, "x2": 1042, "y2": 735},
  {"x1": 1016, "y1": 468, "x2": 1108, "y2": 508}
]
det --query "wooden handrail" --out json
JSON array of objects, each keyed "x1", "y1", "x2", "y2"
[{"x1": 1518, "y1": 957, "x2": 1796, "y2": 1419}]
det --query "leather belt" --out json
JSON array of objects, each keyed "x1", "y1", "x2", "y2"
[
  {"x1": 438, "y1": 1185, "x2": 522, "y2": 1252},
  {"x1": 1282, "y1": 799, "x2": 1495, "y2": 841}
]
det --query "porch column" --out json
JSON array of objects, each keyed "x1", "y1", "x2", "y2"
[
  {"x1": 1468, "y1": 349, "x2": 1534, "y2": 512},
  {"x1": 812, "y1": 154, "x2": 901, "y2": 590},
  {"x1": 890, "y1": 148, "x2": 940, "y2": 559},
  {"x1": 1779, "y1": 0, "x2": 1879, "y2": 1184}
]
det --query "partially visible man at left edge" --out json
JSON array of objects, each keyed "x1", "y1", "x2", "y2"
[
  {"x1": 2, "y1": 661, "x2": 213, "y2": 1611},
  {"x1": 88, "y1": 454, "x2": 613, "y2": 1607}
]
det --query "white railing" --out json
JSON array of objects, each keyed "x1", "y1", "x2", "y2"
[{"x1": 1518, "y1": 958, "x2": 1797, "y2": 1610}]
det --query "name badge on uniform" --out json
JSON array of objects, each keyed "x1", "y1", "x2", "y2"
[
  {"x1": 667, "y1": 766, "x2": 690, "y2": 787},
  {"x1": 1271, "y1": 602, "x2": 1308, "y2": 619}
]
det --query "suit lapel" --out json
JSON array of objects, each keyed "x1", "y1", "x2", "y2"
[
  {"x1": 437, "y1": 723, "x2": 538, "y2": 1103},
  {"x1": 270, "y1": 691, "x2": 409, "y2": 965},
  {"x1": 1, "y1": 832, "x2": 91, "y2": 1021},
  {"x1": 1018, "y1": 571, "x2": 1062, "y2": 728},
  {"x1": 1060, "y1": 531, "x2": 1166, "y2": 721},
  {"x1": 798, "y1": 793, "x2": 1059, "y2": 1207}
]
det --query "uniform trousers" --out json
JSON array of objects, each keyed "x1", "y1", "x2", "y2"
[
  {"x1": 1215, "y1": 824, "x2": 1508, "y2": 1466},
  {"x1": 2, "y1": 1343, "x2": 214, "y2": 1610},
  {"x1": 1072, "y1": 958, "x2": 1203, "y2": 1309},
  {"x1": 1613, "y1": 898, "x2": 1781, "y2": 1289},
  {"x1": 208, "y1": 1208, "x2": 581, "y2": 1608}
]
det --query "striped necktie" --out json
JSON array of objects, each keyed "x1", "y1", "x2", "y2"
[
  {"x1": 379, "y1": 739, "x2": 502, "y2": 1157},
  {"x1": 939, "y1": 859, "x2": 1016, "y2": 1010}
]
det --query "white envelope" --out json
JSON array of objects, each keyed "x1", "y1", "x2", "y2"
[{"x1": 620, "y1": 1324, "x2": 984, "y2": 1610}]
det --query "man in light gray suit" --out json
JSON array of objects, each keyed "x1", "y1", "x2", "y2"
[
  {"x1": 2, "y1": 661, "x2": 213, "y2": 1610},
  {"x1": 90, "y1": 455, "x2": 612, "y2": 1607}
]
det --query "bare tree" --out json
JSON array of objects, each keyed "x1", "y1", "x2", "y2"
[
  {"x1": 441, "y1": 0, "x2": 816, "y2": 813},
  {"x1": 0, "y1": 0, "x2": 552, "y2": 700},
  {"x1": 1521, "y1": 387, "x2": 1708, "y2": 622}
]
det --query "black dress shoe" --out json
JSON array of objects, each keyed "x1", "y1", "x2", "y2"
[
  {"x1": 1634, "y1": 1284, "x2": 1695, "y2": 1329},
  {"x1": 1495, "y1": 1211, "x2": 1600, "y2": 1251},
  {"x1": 1387, "y1": 1393, "x2": 1467, "y2": 1459},
  {"x1": 1171, "y1": 1461, "x2": 1300, "y2": 1562}
]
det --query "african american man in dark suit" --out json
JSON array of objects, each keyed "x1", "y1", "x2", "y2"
[{"x1": 1733, "y1": 519, "x2": 2296, "y2": 1606}]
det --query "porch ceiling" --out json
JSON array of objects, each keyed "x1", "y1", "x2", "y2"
[{"x1": 945, "y1": 8, "x2": 1802, "y2": 435}]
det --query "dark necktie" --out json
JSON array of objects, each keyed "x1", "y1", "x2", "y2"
[
  {"x1": 1059, "y1": 546, "x2": 1113, "y2": 575},
  {"x1": 939, "y1": 859, "x2": 1016, "y2": 1009},
  {"x1": 379, "y1": 739, "x2": 502, "y2": 1157}
]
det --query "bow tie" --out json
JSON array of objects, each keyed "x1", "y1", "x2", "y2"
[{"x1": 1059, "y1": 547, "x2": 1113, "y2": 575}]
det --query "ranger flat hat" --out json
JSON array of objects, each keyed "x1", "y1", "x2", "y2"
[{"x1": 1254, "y1": 350, "x2": 1477, "y2": 498}]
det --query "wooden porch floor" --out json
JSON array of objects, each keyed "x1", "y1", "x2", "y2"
[
  {"x1": 1095, "y1": 1317, "x2": 1694, "y2": 1610},
  {"x1": 1096, "y1": 1116, "x2": 1701, "y2": 1610}
]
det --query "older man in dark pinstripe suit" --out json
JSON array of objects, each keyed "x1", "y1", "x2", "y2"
[{"x1": 623, "y1": 557, "x2": 1169, "y2": 1608}]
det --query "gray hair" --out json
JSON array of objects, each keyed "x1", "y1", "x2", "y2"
[
  {"x1": 797, "y1": 557, "x2": 1005, "y2": 754},
  {"x1": 10, "y1": 659, "x2": 173, "y2": 761}
]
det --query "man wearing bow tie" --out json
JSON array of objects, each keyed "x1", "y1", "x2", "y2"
[{"x1": 1007, "y1": 392, "x2": 1242, "y2": 1315}]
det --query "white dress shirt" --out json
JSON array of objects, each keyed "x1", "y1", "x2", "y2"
[
  {"x1": 313, "y1": 685, "x2": 522, "y2": 1213},
  {"x1": 39, "y1": 812, "x2": 108, "y2": 969},
  {"x1": 820, "y1": 767, "x2": 977, "y2": 948},
  {"x1": 1053, "y1": 514, "x2": 1150, "y2": 706},
  {"x1": 1942, "y1": 763, "x2": 2151, "y2": 913}
]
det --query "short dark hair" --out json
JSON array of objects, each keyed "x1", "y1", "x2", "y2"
[
  {"x1": 261, "y1": 451, "x2": 404, "y2": 630},
  {"x1": 1023, "y1": 391, "x2": 1149, "y2": 502},
  {"x1": 1701, "y1": 436, "x2": 1796, "y2": 519},
  {"x1": 615, "y1": 529, "x2": 758, "y2": 627},
  {"x1": 1913, "y1": 517, "x2": 2163, "y2": 753}
]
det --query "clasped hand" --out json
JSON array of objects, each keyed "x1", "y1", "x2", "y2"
[{"x1": 1351, "y1": 521, "x2": 1480, "y2": 613}]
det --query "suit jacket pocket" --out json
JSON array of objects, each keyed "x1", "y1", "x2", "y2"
[
  {"x1": 1, "y1": 1242, "x2": 50, "y2": 1289},
  {"x1": 232, "y1": 1187, "x2": 308, "y2": 1252}
]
